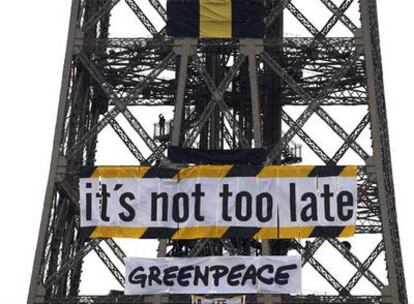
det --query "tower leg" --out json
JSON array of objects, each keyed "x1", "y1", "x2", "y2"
[
  {"x1": 27, "y1": 0, "x2": 81, "y2": 303},
  {"x1": 360, "y1": 1, "x2": 408, "y2": 303}
]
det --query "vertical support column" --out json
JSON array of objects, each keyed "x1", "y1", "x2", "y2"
[
  {"x1": 27, "y1": 1, "x2": 81, "y2": 303},
  {"x1": 360, "y1": 1, "x2": 407, "y2": 304},
  {"x1": 240, "y1": 39, "x2": 264, "y2": 148},
  {"x1": 171, "y1": 38, "x2": 196, "y2": 146},
  {"x1": 155, "y1": 38, "x2": 195, "y2": 304},
  {"x1": 241, "y1": 39, "x2": 276, "y2": 304}
]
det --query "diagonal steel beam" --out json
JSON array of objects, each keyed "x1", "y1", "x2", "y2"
[
  {"x1": 124, "y1": 0, "x2": 158, "y2": 36},
  {"x1": 109, "y1": 119, "x2": 146, "y2": 163},
  {"x1": 331, "y1": 113, "x2": 370, "y2": 163},
  {"x1": 66, "y1": 51, "x2": 176, "y2": 159},
  {"x1": 320, "y1": 0, "x2": 358, "y2": 33},
  {"x1": 82, "y1": 0, "x2": 121, "y2": 33},
  {"x1": 184, "y1": 55, "x2": 250, "y2": 148},
  {"x1": 189, "y1": 53, "x2": 250, "y2": 146},
  {"x1": 105, "y1": 239, "x2": 127, "y2": 265},
  {"x1": 345, "y1": 240, "x2": 385, "y2": 292},
  {"x1": 315, "y1": 107, "x2": 369, "y2": 160},
  {"x1": 54, "y1": 181, "x2": 128, "y2": 287},
  {"x1": 145, "y1": 143, "x2": 168, "y2": 165},
  {"x1": 261, "y1": 50, "x2": 361, "y2": 163},
  {"x1": 320, "y1": 0, "x2": 354, "y2": 37},
  {"x1": 293, "y1": 240, "x2": 345, "y2": 293},
  {"x1": 44, "y1": 239, "x2": 102, "y2": 288},
  {"x1": 328, "y1": 238, "x2": 384, "y2": 291},
  {"x1": 148, "y1": 0, "x2": 167, "y2": 21},
  {"x1": 285, "y1": 2, "x2": 320, "y2": 37},
  {"x1": 265, "y1": 0, "x2": 291, "y2": 31},
  {"x1": 77, "y1": 52, "x2": 158, "y2": 152},
  {"x1": 282, "y1": 111, "x2": 331, "y2": 164},
  {"x1": 93, "y1": 245, "x2": 125, "y2": 287},
  {"x1": 301, "y1": 238, "x2": 326, "y2": 266}
]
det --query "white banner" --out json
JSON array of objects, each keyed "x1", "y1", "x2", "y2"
[
  {"x1": 125, "y1": 256, "x2": 301, "y2": 295},
  {"x1": 191, "y1": 295, "x2": 246, "y2": 304},
  {"x1": 79, "y1": 166, "x2": 357, "y2": 239}
]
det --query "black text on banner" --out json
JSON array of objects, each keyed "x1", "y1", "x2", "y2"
[
  {"x1": 125, "y1": 256, "x2": 301, "y2": 295},
  {"x1": 79, "y1": 165, "x2": 358, "y2": 239}
]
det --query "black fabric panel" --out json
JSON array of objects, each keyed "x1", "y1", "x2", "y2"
[
  {"x1": 143, "y1": 167, "x2": 178, "y2": 178},
  {"x1": 310, "y1": 226, "x2": 345, "y2": 238},
  {"x1": 78, "y1": 227, "x2": 96, "y2": 239},
  {"x1": 226, "y1": 165, "x2": 263, "y2": 177},
  {"x1": 142, "y1": 228, "x2": 178, "y2": 239},
  {"x1": 232, "y1": 0, "x2": 265, "y2": 38},
  {"x1": 308, "y1": 166, "x2": 345, "y2": 177},
  {"x1": 78, "y1": 166, "x2": 97, "y2": 178},
  {"x1": 232, "y1": 22, "x2": 265, "y2": 38},
  {"x1": 232, "y1": 0, "x2": 265, "y2": 22},
  {"x1": 223, "y1": 227, "x2": 260, "y2": 238},
  {"x1": 168, "y1": 146, "x2": 267, "y2": 165},
  {"x1": 167, "y1": 0, "x2": 199, "y2": 37}
]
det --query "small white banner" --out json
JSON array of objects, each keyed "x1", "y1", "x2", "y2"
[
  {"x1": 191, "y1": 295, "x2": 246, "y2": 304},
  {"x1": 125, "y1": 256, "x2": 301, "y2": 295}
]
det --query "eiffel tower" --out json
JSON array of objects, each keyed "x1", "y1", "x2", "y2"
[{"x1": 27, "y1": 0, "x2": 408, "y2": 303}]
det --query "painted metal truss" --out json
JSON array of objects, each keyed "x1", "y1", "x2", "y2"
[{"x1": 28, "y1": 1, "x2": 407, "y2": 304}]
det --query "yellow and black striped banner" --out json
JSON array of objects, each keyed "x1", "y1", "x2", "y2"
[
  {"x1": 167, "y1": 0, "x2": 265, "y2": 38},
  {"x1": 79, "y1": 165, "x2": 357, "y2": 240}
]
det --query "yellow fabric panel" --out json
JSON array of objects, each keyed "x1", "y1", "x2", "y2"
[
  {"x1": 171, "y1": 226, "x2": 228, "y2": 239},
  {"x1": 339, "y1": 225, "x2": 356, "y2": 237},
  {"x1": 200, "y1": 0, "x2": 232, "y2": 38},
  {"x1": 176, "y1": 165, "x2": 233, "y2": 179},
  {"x1": 90, "y1": 226, "x2": 147, "y2": 238},
  {"x1": 91, "y1": 166, "x2": 150, "y2": 178},
  {"x1": 279, "y1": 226, "x2": 314, "y2": 239},
  {"x1": 339, "y1": 166, "x2": 358, "y2": 177},
  {"x1": 257, "y1": 166, "x2": 315, "y2": 178},
  {"x1": 254, "y1": 227, "x2": 278, "y2": 239}
]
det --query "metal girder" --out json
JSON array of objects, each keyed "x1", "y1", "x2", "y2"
[
  {"x1": 331, "y1": 113, "x2": 370, "y2": 163},
  {"x1": 320, "y1": 0, "x2": 354, "y2": 37},
  {"x1": 109, "y1": 119, "x2": 146, "y2": 163},
  {"x1": 46, "y1": 295, "x2": 386, "y2": 304},
  {"x1": 44, "y1": 239, "x2": 102, "y2": 288},
  {"x1": 282, "y1": 111, "x2": 331, "y2": 164},
  {"x1": 124, "y1": 0, "x2": 158, "y2": 36},
  {"x1": 315, "y1": 107, "x2": 369, "y2": 161},
  {"x1": 284, "y1": 1, "x2": 320, "y2": 37},
  {"x1": 145, "y1": 143, "x2": 168, "y2": 165},
  {"x1": 360, "y1": 1, "x2": 408, "y2": 302},
  {"x1": 301, "y1": 238, "x2": 325, "y2": 266},
  {"x1": 261, "y1": 49, "x2": 362, "y2": 163},
  {"x1": 293, "y1": 240, "x2": 345, "y2": 294},
  {"x1": 320, "y1": 0, "x2": 358, "y2": 33},
  {"x1": 184, "y1": 54, "x2": 250, "y2": 148},
  {"x1": 77, "y1": 52, "x2": 159, "y2": 152},
  {"x1": 82, "y1": 0, "x2": 121, "y2": 33},
  {"x1": 66, "y1": 51, "x2": 176, "y2": 158},
  {"x1": 104, "y1": 239, "x2": 127, "y2": 264},
  {"x1": 28, "y1": 0, "x2": 408, "y2": 303},
  {"x1": 345, "y1": 240, "x2": 385, "y2": 291},
  {"x1": 148, "y1": 0, "x2": 167, "y2": 21},
  {"x1": 327, "y1": 238, "x2": 384, "y2": 292},
  {"x1": 93, "y1": 245, "x2": 125, "y2": 287}
]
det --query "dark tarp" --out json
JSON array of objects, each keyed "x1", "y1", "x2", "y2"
[
  {"x1": 231, "y1": 0, "x2": 265, "y2": 38},
  {"x1": 168, "y1": 146, "x2": 267, "y2": 165},
  {"x1": 167, "y1": 0, "x2": 264, "y2": 38},
  {"x1": 167, "y1": 0, "x2": 200, "y2": 37}
]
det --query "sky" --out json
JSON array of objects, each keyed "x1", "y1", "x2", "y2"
[{"x1": 0, "y1": 1, "x2": 413, "y2": 303}]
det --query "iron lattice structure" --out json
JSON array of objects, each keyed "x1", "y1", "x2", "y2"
[{"x1": 28, "y1": 0, "x2": 408, "y2": 304}]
